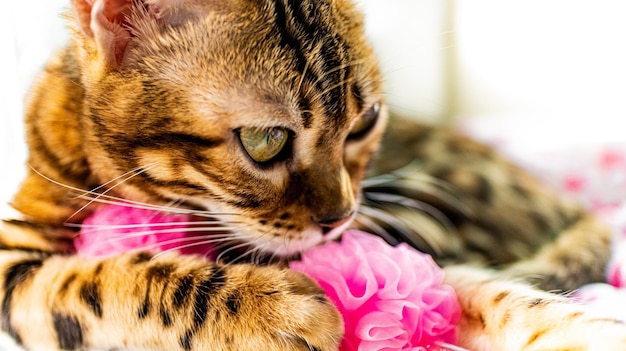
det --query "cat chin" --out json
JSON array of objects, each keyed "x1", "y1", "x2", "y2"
[
  {"x1": 262, "y1": 219, "x2": 353, "y2": 257},
  {"x1": 258, "y1": 227, "x2": 328, "y2": 257}
]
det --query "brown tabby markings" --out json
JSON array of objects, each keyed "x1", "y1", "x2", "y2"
[{"x1": 2, "y1": 0, "x2": 626, "y2": 350}]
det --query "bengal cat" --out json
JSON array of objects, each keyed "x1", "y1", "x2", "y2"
[{"x1": 2, "y1": 0, "x2": 626, "y2": 350}]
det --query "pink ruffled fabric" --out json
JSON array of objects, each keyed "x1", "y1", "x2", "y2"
[
  {"x1": 74, "y1": 205, "x2": 216, "y2": 259},
  {"x1": 290, "y1": 230, "x2": 461, "y2": 351}
]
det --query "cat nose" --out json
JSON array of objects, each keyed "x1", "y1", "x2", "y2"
[{"x1": 317, "y1": 213, "x2": 353, "y2": 235}]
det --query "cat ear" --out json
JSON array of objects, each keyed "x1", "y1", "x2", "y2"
[
  {"x1": 71, "y1": 0, "x2": 133, "y2": 68},
  {"x1": 70, "y1": 0, "x2": 184, "y2": 69}
]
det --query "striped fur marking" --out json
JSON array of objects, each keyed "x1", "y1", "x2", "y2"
[
  {"x1": 52, "y1": 313, "x2": 84, "y2": 350},
  {"x1": 1, "y1": 259, "x2": 45, "y2": 343}
]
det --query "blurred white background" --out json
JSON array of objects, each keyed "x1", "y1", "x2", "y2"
[
  {"x1": 2, "y1": 0, "x2": 626, "y2": 210},
  {"x1": 0, "y1": 0, "x2": 626, "y2": 349}
]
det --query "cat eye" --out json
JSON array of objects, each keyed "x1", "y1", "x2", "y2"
[
  {"x1": 239, "y1": 127, "x2": 289, "y2": 163},
  {"x1": 348, "y1": 103, "x2": 380, "y2": 139}
]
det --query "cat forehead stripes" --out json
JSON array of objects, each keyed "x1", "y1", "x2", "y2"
[{"x1": 268, "y1": 0, "x2": 355, "y2": 126}]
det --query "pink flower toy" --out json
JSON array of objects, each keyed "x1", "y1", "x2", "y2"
[
  {"x1": 76, "y1": 205, "x2": 463, "y2": 351},
  {"x1": 290, "y1": 230, "x2": 461, "y2": 351}
]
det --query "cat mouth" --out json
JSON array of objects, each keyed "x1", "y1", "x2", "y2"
[
  {"x1": 168, "y1": 204, "x2": 357, "y2": 264},
  {"x1": 206, "y1": 215, "x2": 355, "y2": 265}
]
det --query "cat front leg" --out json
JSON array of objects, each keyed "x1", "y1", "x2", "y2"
[
  {"x1": 0, "y1": 251, "x2": 343, "y2": 351},
  {"x1": 445, "y1": 265, "x2": 626, "y2": 351}
]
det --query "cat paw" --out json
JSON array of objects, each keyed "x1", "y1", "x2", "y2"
[
  {"x1": 219, "y1": 265, "x2": 344, "y2": 351},
  {"x1": 520, "y1": 316, "x2": 626, "y2": 351}
]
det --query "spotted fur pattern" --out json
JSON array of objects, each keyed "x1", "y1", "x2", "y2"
[{"x1": 3, "y1": 0, "x2": 626, "y2": 350}]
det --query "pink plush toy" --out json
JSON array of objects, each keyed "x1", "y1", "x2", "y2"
[
  {"x1": 290, "y1": 230, "x2": 461, "y2": 351},
  {"x1": 76, "y1": 205, "x2": 462, "y2": 351}
]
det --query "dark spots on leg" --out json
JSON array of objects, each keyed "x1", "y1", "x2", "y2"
[
  {"x1": 479, "y1": 313, "x2": 486, "y2": 328},
  {"x1": 206, "y1": 268, "x2": 226, "y2": 292},
  {"x1": 52, "y1": 313, "x2": 84, "y2": 350},
  {"x1": 173, "y1": 275, "x2": 194, "y2": 309},
  {"x1": 191, "y1": 279, "x2": 212, "y2": 329},
  {"x1": 475, "y1": 175, "x2": 493, "y2": 204},
  {"x1": 161, "y1": 309, "x2": 172, "y2": 327},
  {"x1": 566, "y1": 311, "x2": 583, "y2": 320},
  {"x1": 181, "y1": 268, "x2": 227, "y2": 348},
  {"x1": 138, "y1": 300, "x2": 150, "y2": 319},
  {"x1": 493, "y1": 291, "x2": 510, "y2": 304},
  {"x1": 3, "y1": 259, "x2": 44, "y2": 293},
  {"x1": 226, "y1": 293, "x2": 240, "y2": 314},
  {"x1": 147, "y1": 264, "x2": 175, "y2": 280},
  {"x1": 529, "y1": 212, "x2": 551, "y2": 232},
  {"x1": 431, "y1": 166, "x2": 453, "y2": 185},
  {"x1": 524, "y1": 329, "x2": 547, "y2": 348},
  {"x1": 589, "y1": 318, "x2": 625, "y2": 325},
  {"x1": 431, "y1": 167, "x2": 493, "y2": 204},
  {"x1": 555, "y1": 207, "x2": 574, "y2": 224},
  {"x1": 79, "y1": 282, "x2": 103, "y2": 318},
  {"x1": 500, "y1": 312, "x2": 511, "y2": 328},
  {"x1": 273, "y1": 222, "x2": 283, "y2": 229},
  {"x1": 93, "y1": 262, "x2": 104, "y2": 276},
  {"x1": 280, "y1": 213, "x2": 290, "y2": 220},
  {"x1": 179, "y1": 329, "x2": 193, "y2": 351},
  {"x1": 131, "y1": 252, "x2": 153, "y2": 265},
  {"x1": 2, "y1": 259, "x2": 45, "y2": 341},
  {"x1": 528, "y1": 298, "x2": 549, "y2": 308},
  {"x1": 139, "y1": 263, "x2": 176, "y2": 318},
  {"x1": 58, "y1": 273, "x2": 77, "y2": 297},
  {"x1": 511, "y1": 179, "x2": 532, "y2": 199}
]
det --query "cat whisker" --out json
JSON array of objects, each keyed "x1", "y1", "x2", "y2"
[
  {"x1": 66, "y1": 162, "x2": 161, "y2": 222},
  {"x1": 352, "y1": 212, "x2": 399, "y2": 246},
  {"x1": 69, "y1": 193, "x2": 239, "y2": 219},
  {"x1": 364, "y1": 191, "x2": 456, "y2": 233},
  {"x1": 357, "y1": 205, "x2": 440, "y2": 251},
  {"x1": 69, "y1": 220, "x2": 235, "y2": 232},
  {"x1": 78, "y1": 226, "x2": 239, "y2": 240},
  {"x1": 29, "y1": 164, "x2": 164, "y2": 216},
  {"x1": 252, "y1": 229, "x2": 287, "y2": 265},
  {"x1": 124, "y1": 234, "x2": 232, "y2": 250},
  {"x1": 151, "y1": 234, "x2": 242, "y2": 259},
  {"x1": 77, "y1": 163, "x2": 159, "y2": 201},
  {"x1": 29, "y1": 165, "x2": 240, "y2": 223},
  {"x1": 216, "y1": 239, "x2": 259, "y2": 264},
  {"x1": 151, "y1": 234, "x2": 237, "y2": 250},
  {"x1": 247, "y1": 243, "x2": 267, "y2": 266},
  {"x1": 363, "y1": 165, "x2": 472, "y2": 217}
]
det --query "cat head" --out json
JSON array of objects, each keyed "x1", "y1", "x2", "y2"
[{"x1": 69, "y1": 0, "x2": 387, "y2": 256}]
